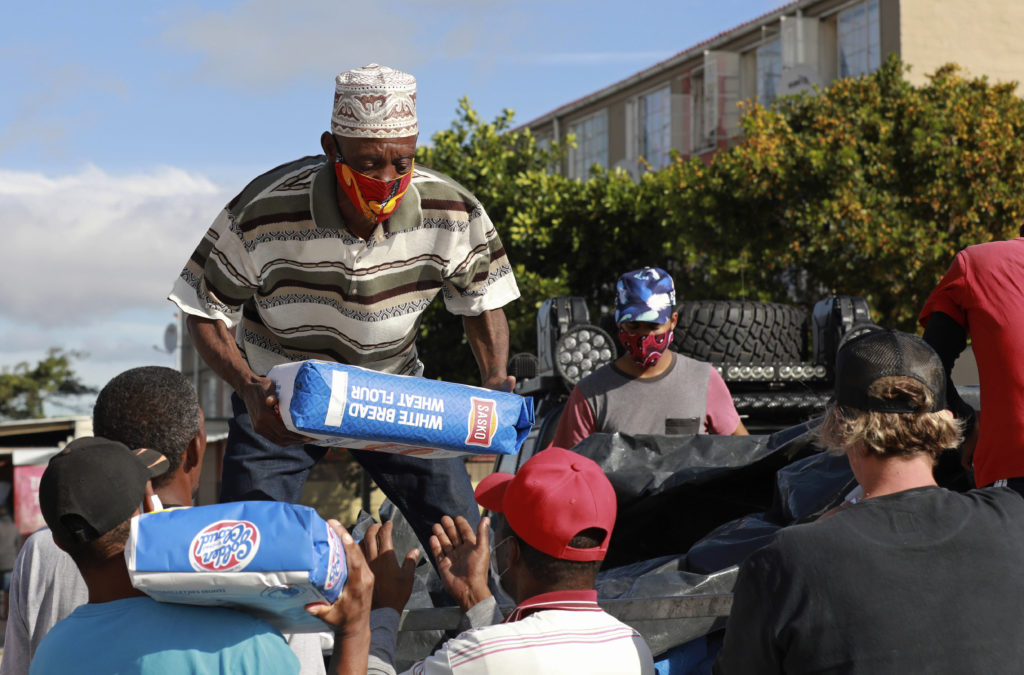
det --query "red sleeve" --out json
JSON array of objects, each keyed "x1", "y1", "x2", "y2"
[
  {"x1": 920, "y1": 250, "x2": 970, "y2": 330},
  {"x1": 705, "y1": 366, "x2": 741, "y2": 435},
  {"x1": 547, "y1": 386, "x2": 596, "y2": 450}
]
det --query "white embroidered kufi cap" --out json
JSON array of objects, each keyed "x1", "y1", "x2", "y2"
[{"x1": 332, "y1": 64, "x2": 418, "y2": 139}]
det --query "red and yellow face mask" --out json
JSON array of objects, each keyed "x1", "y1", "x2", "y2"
[{"x1": 334, "y1": 161, "x2": 414, "y2": 225}]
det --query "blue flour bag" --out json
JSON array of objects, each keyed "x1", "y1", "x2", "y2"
[
  {"x1": 126, "y1": 502, "x2": 345, "y2": 633},
  {"x1": 270, "y1": 360, "x2": 534, "y2": 458}
]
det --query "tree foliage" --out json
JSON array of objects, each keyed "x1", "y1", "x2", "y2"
[
  {"x1": 0, "y1": 348, "x2": 97, "y2": 420},
  {"x1": 414, "y1": 100, "x2": 573, "y2": 382},
  {"x1": 416, "y1": 57, "x2": 1024, "y2": 383},
  {"x1": 657, "y1": 55, "x2": 1024, "y2": 327}
]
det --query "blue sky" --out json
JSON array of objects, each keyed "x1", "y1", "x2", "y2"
[{"x1": 0, "y1": 0, "x2": 783, "y2": 411}]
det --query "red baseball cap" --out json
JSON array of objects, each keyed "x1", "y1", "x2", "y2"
[{"x1": 475, "y1": 447, "x2": 616, "y2": 562}]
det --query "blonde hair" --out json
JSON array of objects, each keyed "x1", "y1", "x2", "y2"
[{"x1": 819, "y1": 376, "x2": 962, "y2": 460}]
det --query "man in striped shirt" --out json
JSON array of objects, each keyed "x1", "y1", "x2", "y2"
[
  {"x1": 168, "y1": 64, "x2": 520, "y2": 560},
  {"x1": 363, "y1": 447, "x2": 655, "y2": 674}
]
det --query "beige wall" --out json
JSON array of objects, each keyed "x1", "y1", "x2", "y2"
[
  {"x1": 899, "y1": 0, "x2": 1024, "y2": 87},
  {"x1": 879, "y1": 0, "x2": 901, "y2": 64},
  {"x1": 526, "y1": 0, "x2": 1024, "y2": 176}
]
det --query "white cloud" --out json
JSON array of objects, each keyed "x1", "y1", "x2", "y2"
[
  {"x1": 0, "y1": 164, "x2": 232, "y2": 391},
  {"x1": 161, "y1": 0, "x2": 423, "y2": 90},
  {"x1": 0, "y1": 165, "x2": 230, "y2": 328}
]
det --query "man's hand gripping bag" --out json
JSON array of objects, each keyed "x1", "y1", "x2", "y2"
[
  {"x1": 270, "y1": 360, "x2": 535, "y2": 458},
  {"x1": 126, "y1": 502, "x2": 346, "y2": 633}
]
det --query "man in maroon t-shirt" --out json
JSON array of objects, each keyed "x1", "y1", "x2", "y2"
[{"x1": 919, "y1": 228, "x2": 1024, "y2": 490}]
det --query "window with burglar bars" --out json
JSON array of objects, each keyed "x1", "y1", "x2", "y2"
[
  {"x1": 567, "y1": 110, "x2": 608, "y2": 179},
  {"x1": 838, "y1": 0, "x2": 880, "y2": 79}
]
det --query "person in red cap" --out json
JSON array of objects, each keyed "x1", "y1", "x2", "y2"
[{"x1": 361, "y1": 447, "x2": 654, "y2": 674}]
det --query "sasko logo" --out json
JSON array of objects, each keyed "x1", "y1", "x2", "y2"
[
  {"x1": 189, "y1": 520, "x2": 261, "y2": 572},
  {"x1": 465, "y1": 397, "x2": 497, "y2": 448}
]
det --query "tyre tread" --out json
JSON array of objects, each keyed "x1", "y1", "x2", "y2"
[{"x1": 673, "y1": 300, "x2": 807, "y2": 364}]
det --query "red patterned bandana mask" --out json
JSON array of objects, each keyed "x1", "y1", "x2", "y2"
[
  {"x1": 618, "y1": 328, "x2": 674, "y2": 369},
  {"x1": 334, "y1": 160, "x2": 414, "y2": 225}
]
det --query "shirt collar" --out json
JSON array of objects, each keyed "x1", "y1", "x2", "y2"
[
  {"x1": 503, "y1": 589, "x2": 601, "y2": 623},
  {"x1": 311, "y1": 161, "x2": 344, "y2": 231}
]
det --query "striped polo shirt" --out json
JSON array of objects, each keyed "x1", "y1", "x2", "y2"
[
  {"x1": 170, "y1": 156, "x2": 519, "y2": 377},
  {"x1": 367, "y1": 590, "x2": 655, "y2": 674}
]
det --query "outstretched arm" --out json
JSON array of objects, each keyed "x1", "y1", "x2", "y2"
[
  {"x1": 430, "y1": 516, "x2": 493, "y2": 614},
  {"x1": 463, "y1": 309, "x2": 514, "y2": 392},
  {"x1": 360, "y1": 520, "x2": 421, "y2": 675},
  {"x1": 362, "y1": 521, "x2": 420, "y2": 613},
  {"x1": 922, "y1": 311, "x2": 977, "y2": 470},
  {"x1": 186, "y1": 315, "x2": 310, "y2": 446},
  {"x1": 306, "y1": 520, "x2": 375, "y2": 675}
]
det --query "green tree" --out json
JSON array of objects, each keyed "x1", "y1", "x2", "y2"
[
  {"x1": 415, "y1": 99, "x2": 670, "y2": 383},
  {"x1": 414, "y1": 98, "x2": 572, "y2": 383},
  {"x1": 416, "y1": 58, "x2": 1024, "y2": 382},
  {"x1": 0, "y1": 348, "x2": 97, "y2": 420},
  {"x1": 658, "y1": 55, "x2": 1024, "y2": 329}
]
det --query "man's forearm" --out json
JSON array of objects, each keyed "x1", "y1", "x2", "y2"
[
  {"x1": 185, "y1": 314, "x2": 258, "y2": 392},
  {"x1": 462, "y1": 308, "x2": 511, "y2": 387},
  {"x1": 330, "y1": 627, "x2": 372, "y2": 675},
  {"x1": 367, "y1": 608, "x2": 400, "y2": 675},
  {"x1": 463, "y1": 595, "x2": 503, "y2": 628},
  {"x1": 921, "y1": 311, "x2": 967, "y2": 374},
  {"x1": 189, "y1": 314, "x2": 311, "y2": 446},
  {"x1": 921, "y1": 311, "x2": 976, "y2": 425}
]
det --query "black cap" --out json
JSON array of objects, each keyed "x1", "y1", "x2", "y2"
[
  {"x1": 39, "y1": 437, "x2": 170, "y2": 549},
  {"x1": 834, "y1": 328, "x2": 946, "y2": 414}
]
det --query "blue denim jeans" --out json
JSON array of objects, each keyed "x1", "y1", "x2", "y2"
[{"x1": 220, "y1": 392, "x2": 481, "y2": 559}]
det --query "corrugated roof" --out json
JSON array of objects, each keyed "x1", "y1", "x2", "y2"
[{"x1": 0, "y1": 416, "x2": 89, "y2": 438}]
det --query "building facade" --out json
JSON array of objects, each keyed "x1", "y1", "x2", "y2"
[{"x1": 523, "y1": 0, "x2": 1024, "y2": 176}]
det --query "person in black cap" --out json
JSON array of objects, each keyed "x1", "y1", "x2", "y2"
[
  {"x1": 715, "y1": 329, "x2": 1024, "y2": 674},
  {"x1": 3, "y1": 366, "x2": 210, "y2": 673},
  {"x1": 29, "y1": 437, "x2": 303, "y2": 674}
]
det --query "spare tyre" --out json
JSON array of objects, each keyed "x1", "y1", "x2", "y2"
[{"x1": 673, "y1": 300, "x2": 807, "y2": 364}]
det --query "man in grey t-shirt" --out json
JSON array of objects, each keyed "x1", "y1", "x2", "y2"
[
  {"x1": 1, "y1": 367, "x2": 326, "y2": 674},
  {"x1": 0, "y1": 528, "x2": 86, "y2": 673},
  {"x1": 550, "y1": 267, "x2": 747, "y2": 449}
]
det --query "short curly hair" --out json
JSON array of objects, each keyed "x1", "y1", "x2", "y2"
[
  {"x1": 92, "y1": 366, "x2": 200, "y2": 488},
  {"x1": 819, "y1": 376, "x2": 962, "y2": 460},
  {"x1": 493, "y1": 515, "x2": 604, "y2": 587}
]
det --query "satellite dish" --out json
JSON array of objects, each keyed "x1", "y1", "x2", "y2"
[
  {"x1": 780, "y1": 64, "x2": 822, "y2": 96},
  {"x1": 163, "y1": 323, "x2": 178, "y2": 354}
]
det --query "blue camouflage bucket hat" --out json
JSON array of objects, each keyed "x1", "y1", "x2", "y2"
[{"x1": 614, "y1": 267, "x2": 676, "y2": 324}]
